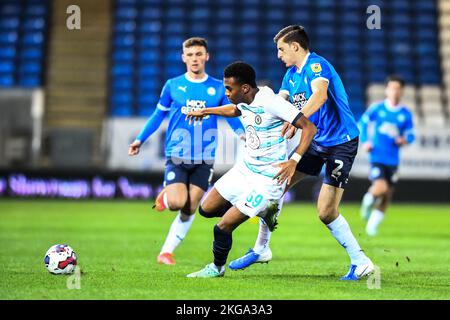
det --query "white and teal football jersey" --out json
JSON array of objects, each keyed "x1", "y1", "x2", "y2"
[{"x1": 236, "y1": 86, "x2": 302, "y2": 178}]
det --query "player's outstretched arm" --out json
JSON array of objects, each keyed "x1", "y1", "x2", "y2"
[
  {"x1": 185, "y1": 104, "x2": 241, "y2": 125},
  {"x1": 273, "y1": 113, "x2": 317, "y2": 185}
]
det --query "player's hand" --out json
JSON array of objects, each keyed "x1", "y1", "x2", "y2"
[
  {"x1": 185, "y1": 110, "x2": 205, "y2": 126},
  {"x1": 128, "y1": 140, "x2": 141, "y2": 156},
  {"x1": 281, "y1": 122, "x2": 297, "y2": 139},
  {"x1": 395, "y1": 136, "x2": 407, "y2": 146},
  {"x1": 362, "y1": 142, "x2": 373, "y2": 153},
  {"x1": 272, "y1": 159, "x2": 297, "y2": 185}
]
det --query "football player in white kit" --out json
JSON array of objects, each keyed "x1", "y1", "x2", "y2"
[{"x1": 184, "y1": 61, "x2": 317, "y2": 278}]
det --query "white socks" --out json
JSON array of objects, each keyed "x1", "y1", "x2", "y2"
[
  {"x1": 253, "y1": 197, "x2": 284, "y2": 254},
  {"x1": 326, "y1": 214, "x2": 368, "y2": 266},
  {"x1": 160, "y1": 212, "x2": 195, "y2": 254},
  {"x1": 362, "y1": 192, "x2": 375, "y2": 208},
  {"x1": 366, "y1": 209, "x2": 385, "y2": 236}
]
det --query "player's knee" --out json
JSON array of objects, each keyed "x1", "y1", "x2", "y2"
[
  {"x1": 317, "y1": 205, "x2": 338, "y2": 224},
  {"x1": 199, "y1": 205, "x2": 215, "y2": 218},
  {"x1": 216, "y1": 220, "x2": 233, "y2": 233},
  {"x1": 168, "y1": 197, "x2": 187, "y2": 211}
]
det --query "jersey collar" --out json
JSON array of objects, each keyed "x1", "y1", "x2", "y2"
[
  {"x1": 185, "y1": 73, "x2": 209, "y2": 83},
  {"x1": 384, "y1": 99, "x2": 403, "y2": 112},
  {"x1": 296, "y1": 52, "x2": 311, "y2": 74}
]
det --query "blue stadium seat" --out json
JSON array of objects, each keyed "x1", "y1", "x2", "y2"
[
  {"x1": 115, "y1": 21, "x2": 136, "y2": 33},
  {"x1": 0, "y1": 46, "x2": 16, "y2": 58},
  {"x1": 0, "y1": 60, "x2": 14, "y2": 73},
  {"x1": 138, "y1": 34, "x2": 160, "y2": 48},
  {"x1": 217, "y1": 8, "x2": 234, "y2": 21},
  {"x1": 21, "y1": 32, "x2": 44, "y2": 45},
  {"x1": 391, "y1": 13, "x2": 411, "y2": 25},
  {"x1": 389, "y1": 0, "x2": 411, "y2": 11},
  {"x1": 0, "y1": 17, "x2": 19, "y2": 30},
  {"x1": 164, "y1": 23, "x2": 185, "y2": 35},
  {"x1": 190, "y1": 8, "x2": 210, "y2": 20},
  {"x1": 267, "y1": 10, "x2": 284, "y2": 21},
  {"x1": 0, "y1": 31, "x2": 18, "y2": 44},
  {"x1": 115, "y1": 7, "x2": 137, "y2": 19},
  {"x1": 111, "y1": 104, "x2": 135, "y2": 116},
  {"x1": 242, "y1": 8, "x2": 259, "y2": 20},
  {"x1": 0, "y1": 3, "x2": 21, "y2": 16},
  {"x1": 112, "y1": 63, "x2": 134, "y2": 77},
  {"x1": 166, "y1": 8, "x2": 184, "y2": 20},
  {"x1": 116, "y1": 0, "x2": 137, "y2": 4},
  {"x1": 114, "y1": 34, "x2": 136, "y2": 47},
  {"x1": 138, "y1": 21, "x2": 161, "y2": 33},
  {"x1": 189, "y1": 23, "x2": 209, "y2": 34},
  {"x1": 23, "y1": 18, "x2": 45, "y2": 31},
  {"x1": 25, "y1": 5, "x2": 47, "y2": 17},
  {"x1": 19, "y1": 61, "x2": 41, "y2": 74},
  {"x1": 138, "y1": 49, "x2": 159, "y2": 62},
  {"x1": 137, "y1": 104, "x2": 156, "y2": 117},
  {"x1": 113, "y1": 49, "x2": 134, "y2": 62},
  {"x1": 112, "y1": 91, "x2": 134, "y2": 105},
  {"x1": 416, "y1": 14, "x2": 436, "y2": 27},
  {"x1": 0, "y1": 74, "x2": 14, "y2": 86},
  {"x1": 20, "y1": 47, "x2": 42, "y2": 59},
  {"x1": 18, "y1": 75, "x2": 40, "y2": 87},
  {"x1": 139, "y1": 64, "x2": 160, "y2": 77},
  {"x1": 112, "y1": 77, "x2": 133, "y2": 90},
  {"x1": 140, "y1": 8, "x2": 162, "y2": 19},
  {"x1": 138, "y1": 79, "x2": 160, "y2": 91}
]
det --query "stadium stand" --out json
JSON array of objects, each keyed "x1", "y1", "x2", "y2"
[
  {"x1": 0, "y1": 0, "x2": 49, "y2": 88},
  {"x1": 109, "y1": 0, "x2": 447, "y2": 125}
]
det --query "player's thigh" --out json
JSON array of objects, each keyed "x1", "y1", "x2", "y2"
[
  {"x1": 323, "y1": 139, "x2": 358, "y2": 189},
  {"x1": 295, "y1": 146, "x2": 325, "y2": 177},
  {"x1": 201, "y1": 187, "x2": 231, "y2": 213},
  {"x1": 217, "y1": 206, "x2": 249, "y2": 233},
  {"x1": 371, "y1": 178, "x2": 390, "y2": 195},
  {"x1": 182, "y1": 184, "x2": 206, "y2": 214},
  {"x1": 286, "y1": 171, "x2": 308, "y2": 191},
  {"x1": 317, "y1": 183, "x2": 344, "y2": 222},
  {"x1": 213, "y1": 166, "x2": 243, "y2": 205},
  {"x1": 189, "y1": 163, "x2": 214, "y2": 193}
]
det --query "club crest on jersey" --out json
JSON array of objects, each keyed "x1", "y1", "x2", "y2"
[
  {"x1": 207, "y1": 87, "x2": 216, "y2": 96},
  {"x1": 311, "y1": 63, "x2": 322, "y2": 73},
  {"x1": 255, "y1": 115, "x2": 262, "y2": 125}
]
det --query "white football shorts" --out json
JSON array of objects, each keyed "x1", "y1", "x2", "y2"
[{"x1": 214, "y1": 162, "x2": 286, "y2": 218}]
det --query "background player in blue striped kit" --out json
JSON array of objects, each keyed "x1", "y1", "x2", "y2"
[
  {"x1": 359, "y1": 75, "x2": 415, "y2": 236},
  {"x1": 128, "y1": 37, "x2": 243, "y2": 265},
  {"x1": 230, "y1": 25, "x2": 374, "y2": 280}
]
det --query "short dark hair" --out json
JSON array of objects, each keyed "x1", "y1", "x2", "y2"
[
  {"x1": 273, "y1": 25, "x2": 309, "y2": 51},
  {"x1": 385, "y1": 75, "x2": 405, "y2": 87},
  {"x1": 183, "y1": 37, "x2": 208, "y2": 51},
  {"x1": 224, "y1": 61, "x2": 257, "y2": 88}
]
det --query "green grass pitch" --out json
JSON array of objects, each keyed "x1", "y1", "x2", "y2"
[{"x1": 0, "y1": 199, "x2": 449, "y2": 300}]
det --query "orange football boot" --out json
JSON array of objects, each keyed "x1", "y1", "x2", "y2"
[{"x1": 157, "y1": 252, "x2": 176, "y2": 265}]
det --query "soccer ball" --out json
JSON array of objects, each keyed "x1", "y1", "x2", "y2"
[{"x1": 44, "y1": 244, "x2": 77, "y2": 275}]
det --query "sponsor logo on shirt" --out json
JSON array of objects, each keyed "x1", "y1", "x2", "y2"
[
  {"x1": 178, "y1": 86, "x2": 187, "y2": 92},
  {"x1": 181, "y1": 99, "x2": 210, "y2": 119},
  {"x1": 291, "y1": 92, "x2": 307, "y2": 110}
]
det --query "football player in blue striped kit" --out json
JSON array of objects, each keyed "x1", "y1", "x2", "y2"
[
  {"x1": 359, "y1": 75, "x2": 415, "y2": 236},
  {"x1": 128, "y1": 37, "x2": 243, "y2": 265}
]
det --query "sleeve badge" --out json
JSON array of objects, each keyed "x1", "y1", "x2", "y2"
[{"x1": 310, "y1": 63, "x2": 322, "y2": 73}]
